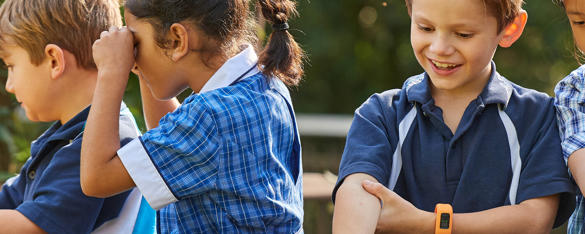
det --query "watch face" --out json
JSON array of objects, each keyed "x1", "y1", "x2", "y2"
[{"x1": 440, "y1": 213, "x2": 451, "y2": 229}]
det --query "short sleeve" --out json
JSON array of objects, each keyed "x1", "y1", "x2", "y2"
[
  {"x1": 555, "y1": 65, "x2": 585, "y2": 160},
  {"x1": 516, "y1": 98, "x2": 575, "y2": 227},
  {"x1": 332, "y1": 91, "x2": 400, "y2": 202},
  {"x1": 0, "y1": 161, "x2": 28, "y2": 209},
  {"x1": 16, "y1": 141, "x2": 107, "y2": 234},
  {"x1": 118, "y1": 96, "x2": 221, "y2": 210}
]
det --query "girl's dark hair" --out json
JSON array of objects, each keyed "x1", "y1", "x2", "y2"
[{"x1": 125, "y1": 0, "x2": 304, "y2": 86}]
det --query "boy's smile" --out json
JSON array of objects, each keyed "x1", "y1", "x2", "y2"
[
  {"x1": 429, "y1": 58, "x2": 461, "y2": 76},
  {"x1": 410, "y1": 0, "x2": 504, "y2": 97}
]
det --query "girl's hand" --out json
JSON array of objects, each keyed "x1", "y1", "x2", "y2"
[
  {"x1": 362, "y1": 180, "x2": 434, "y2": 233},
  {"x1": 92, "y1": 26, "x2": 135, "y2": 79}
]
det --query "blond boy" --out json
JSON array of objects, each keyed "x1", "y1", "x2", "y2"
[
  {"x1": 0, "y1": 0, "x2": 153, "y2": 233},
  {"x1": 333, "y1": 0, "x2": 574, "y2": 233}
]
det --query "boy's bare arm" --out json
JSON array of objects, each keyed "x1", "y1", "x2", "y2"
[
  {"x1": 0, "y1": 210, "x2": 46, "y2": 233},
  {"x1": 452, "y1": 195, "x2": 558, "y2": 234},
  {"x1": 363, "y1": 181, "x2": 559, "y2": 234},
  {"x1": 136, "y1": 75, "x2": 180, "y2": 130},
  {"x1": 332, "y1": 173, "x2": 382, "y2": 234}
]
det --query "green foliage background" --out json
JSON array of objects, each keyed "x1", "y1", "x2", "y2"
[
  {"x1": 0, "y1": 1, "x2": 579, "y2": 230},
  {"x1": 0, "y1": 1, "x2": 576, "y2": 167}
]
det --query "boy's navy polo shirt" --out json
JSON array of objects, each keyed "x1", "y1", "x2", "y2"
[
  {"x1": 334, "y1": 63, "x2": 575, "y2": 226},
  {"x1": 0, "y1": 103, "x2": 138, "y2": 234}
]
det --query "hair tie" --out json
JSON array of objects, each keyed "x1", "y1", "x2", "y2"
[{"x1": 272, "y1": 22, "x2": 289, "y2": 32}]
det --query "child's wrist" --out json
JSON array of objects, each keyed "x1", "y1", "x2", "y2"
[
  {"x1": 95, "y1": 69, "x2": 130, "y2": 94},
  {"x1": 97, "y1": 68, "x2": 131, "y2": 85},
  {"x1": 414, "y1": 210, "x2": 436, "y2": 234},
  {"x1": 98, "y1": 66, "x2": 130, "y2": 77}
]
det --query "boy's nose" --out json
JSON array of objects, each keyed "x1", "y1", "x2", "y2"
[
  {"x1": 429, "y1": 36, "x2": 455, "y2": 56},
  {"x1": 4, "y1": 77, "x2": 13, "y2": 93}
]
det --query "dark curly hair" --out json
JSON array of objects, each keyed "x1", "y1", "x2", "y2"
[{"x1": 125, "y1": 0, "x2": 304, "y2": 86}]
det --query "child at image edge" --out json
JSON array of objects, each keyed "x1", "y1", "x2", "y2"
[
  {"x1": 0, "y1": 0, "x2": 155, "y2": 233},
  {"x1": 554, "y1": 0, "x2": 585, "y2": 233},
  {"x1": 333, "y1": 0, "x2": 575, "y2": 233},
  {"x1": 79, "y1": 0, "x2": 305, "y2": 233}
]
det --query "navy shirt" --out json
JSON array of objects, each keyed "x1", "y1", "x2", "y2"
[
  {"x1": 334, "y1": 63, "x2": 575, "y2": 227},
  {"x1": 0, "y1": 104, "x2": 138, "y2": 234}
]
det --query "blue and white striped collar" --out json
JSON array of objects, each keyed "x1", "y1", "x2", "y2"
[{"x1": 199, "y1": 44, "x2": 260, "y2": 94}]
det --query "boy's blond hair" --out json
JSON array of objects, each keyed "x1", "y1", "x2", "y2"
[
  {"x1": 0, "y1": 0, "x2": 122, "y2": 69},
  {"x1": 405, "y1": 0, "x2": 524, "y2": 32}
]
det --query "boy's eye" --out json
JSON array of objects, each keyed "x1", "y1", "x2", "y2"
[
  {"x1": 456, "y1": 32, "x2": 474, "y2": 39},
  {"x1": 572, "y1": 21, "x2": 585, "y2": 26},
  {"x1": 417, "y1": 24, "x2": 433, "y2": 32}
]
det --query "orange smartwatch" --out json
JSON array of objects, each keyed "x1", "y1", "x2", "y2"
[{"x1": 434, "y1": 203, "x2": 453, "y2": 234}]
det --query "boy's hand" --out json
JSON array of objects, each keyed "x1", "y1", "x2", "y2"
[
  {"x1": 362, "y1": 180, "x2": 434, "y2": 233},
  {"x1": 92, "y1": 26, "x2": 135, "y2": 79}
]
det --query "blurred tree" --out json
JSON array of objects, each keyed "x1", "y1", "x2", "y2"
[
  {"x1": 0, "y1": 0, "x2": 579, "y2": 171},
  {"x1": 290, "y1": 0, "x2": 577, "y2": 114},
  {"x1": 0, "y1": 75, "x2": 11, "y2": 170}
]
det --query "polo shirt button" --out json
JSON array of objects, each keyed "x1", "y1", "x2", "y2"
[{"x1": 28, "y1": 170, "x2": 35, "y2": 180}]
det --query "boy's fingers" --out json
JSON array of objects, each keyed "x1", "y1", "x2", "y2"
[{"x1": 362, "y1": 180, "x2": 389, "y2": 200}]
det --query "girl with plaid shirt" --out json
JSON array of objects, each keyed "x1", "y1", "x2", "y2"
[
  {"x1": 554, "y1": 0, "x2": 585, "y2": 233},
  {"x1": 79, "y1": 0, "x2": 305, "y2": 232}
]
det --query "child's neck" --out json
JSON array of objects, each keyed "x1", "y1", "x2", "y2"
[
  {"x1": 431, "y1": 75, "x2": 490, "y2": 135},
  {"x1": 433, "y1": 92, "x2": 475, "y2": 135},
  {"x1": 57, "y1": 68, "x2": 98, "y2": 124},
  {"x1": 181, "y1": 53, "x2": 226, "y2": 93}
]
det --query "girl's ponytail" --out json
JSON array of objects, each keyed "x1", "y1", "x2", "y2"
[{"x1": 257, "y1": 0, "x2": 304, "y2": 86}]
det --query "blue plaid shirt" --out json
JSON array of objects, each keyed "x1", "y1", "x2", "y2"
[
  {"x1": 118, "y1": 68, "x2": 303, "y2": 233},
  {"x1": 555, "y1": 64, "x2": 585, "y2": 233}
]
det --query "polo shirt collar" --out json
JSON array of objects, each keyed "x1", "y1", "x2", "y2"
[
  {"x1": 406, "y1": 61, "x2": 513, "y2": 107},
  {"x1": 44, "y1": 102, "x2": 130, "y2": 142},
  {"x1": 479, "y1": 62, "x2": 513, "y2": 107},
  {"x1": 199, "y1": 44, "x2": 260, "y2": 94},
  {"x1": 40, "y1": 105, "x2": 90, "y2": 143}
]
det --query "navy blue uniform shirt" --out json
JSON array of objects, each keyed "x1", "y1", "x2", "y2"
[
  {"x1": 334, "y1": 63, "x2": 575, "y2": 227},
  {"x1": 0, "y1": 103, "x2": 138, "y2": 233}
]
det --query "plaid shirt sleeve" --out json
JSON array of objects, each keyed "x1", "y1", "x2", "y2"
[
  {"x1": 142, "y1": 96, "x2": 221, "y2": 197},
  {"x1": 555, "y1": 65, "x2": 585, "y2": 161},
  {"x1": 118, "y1": 95, "x2": 221, "y2": 209}
]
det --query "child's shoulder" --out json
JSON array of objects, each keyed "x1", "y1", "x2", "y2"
[
  {"x1": 555, "y1": 64, "x2": 585, "y2": 95},
  {"x1": 495, "y1": 74, "x2": 554, "y2": 107},
  {"x1": 172, "y1": 74, "x2": 284, "y2": 123},
  {"x1": 362, "y1": 73, "x2": 424, "y2": 108},
  {"x1": 354, "y1": 74, "x2": 426, "y2": 123}
]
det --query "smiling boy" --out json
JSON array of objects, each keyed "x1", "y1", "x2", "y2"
[{"x1": 332, "y1": 0, "x2": 574, "y2": 233}]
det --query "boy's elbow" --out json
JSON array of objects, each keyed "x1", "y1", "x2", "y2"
[
  {"x1": 517, "y1": 195, "x2": 559, "y2": 234},
  {"x1": 525, "y1": 211, "x2": 555, "y2": 234},
  {"x1": 523, "y1": 220, "x2": 554, "y2": 234}
]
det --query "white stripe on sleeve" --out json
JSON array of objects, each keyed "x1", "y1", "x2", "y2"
[{"x1": 118, "y1": 138, "x2": 178, "y2": 210}]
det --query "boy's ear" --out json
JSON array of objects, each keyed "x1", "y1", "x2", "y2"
[
  {"x1": 44, "y1": 44, "x2": 66, "y2": 80},
  {"x1": 168, "y1": 23, "x2": 191, "y2": 62},
  {"x1": 499, "y1": 10, "x2": 528, "y2": 48}
]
